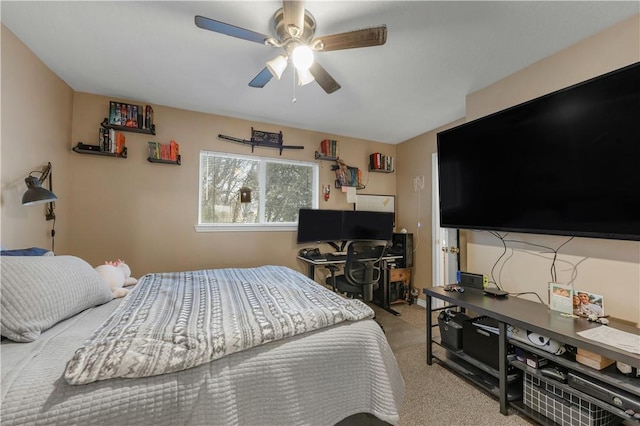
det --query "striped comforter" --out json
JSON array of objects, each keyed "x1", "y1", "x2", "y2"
[{"x1": 64, "y1": 265, "x2": 374, "y2": 385}]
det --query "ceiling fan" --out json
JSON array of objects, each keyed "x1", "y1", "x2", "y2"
[{"x1": 195, "y1": 1, "x2": 387, "y2": 94}]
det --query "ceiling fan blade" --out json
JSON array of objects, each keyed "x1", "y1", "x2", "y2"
[
  {"x1": 195, "y1": 15, "x2": 271, "y2": 45},
  {"x1": 312, "y1": 25, "x2": 387, "y2": 52},
  {"x1": 309, "y1": 62, "x2": 341, "y2": 94},
  {"x1": 282, "y1": 1, "x2": 305, "y2": 38},
  {"x1": 249, "y1": 67, "x2": 274, "y2": 88}
]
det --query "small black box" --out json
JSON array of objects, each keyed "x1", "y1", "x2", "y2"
[
  {"x1": 438, "y1": 310, "x2": 472, "y2": 350},
  {"x1": 462, "y1": 316, "x2": 515, "y2": 371}
]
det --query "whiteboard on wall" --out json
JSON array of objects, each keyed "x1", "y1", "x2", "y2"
[{"x1": 355, "y1": 194, "x2": 395, "y2": 213}]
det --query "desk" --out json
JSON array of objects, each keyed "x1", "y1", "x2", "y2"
[
  {"x1": 424, "y1": 286, "x2": 640, "y2": 423},
  {"x1": 298, "y1": 254, "x2": 403, "y2": 315}
]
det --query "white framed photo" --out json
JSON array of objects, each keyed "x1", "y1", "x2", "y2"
[
  {"x1": 549, "y1": 283, "x2": 574, "y2": 314},
  {"x1": 574, "y1": 290, "x2": 604, "y2": 317}
]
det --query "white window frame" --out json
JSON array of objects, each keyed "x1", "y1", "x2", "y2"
[{"x1": 195, "y1": 150, "x2": 319, "y2": 232}]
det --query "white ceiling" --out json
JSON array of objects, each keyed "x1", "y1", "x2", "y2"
[{"x1": 2, "y1": 1, "x2": 638, "y2": 144}]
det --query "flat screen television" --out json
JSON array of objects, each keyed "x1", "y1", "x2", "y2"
[
  {"x1": 296, "y1": 209, "x2": 394, "y2": 244},
  {"x1": 437, "y1": 62, "x2": 640, "y2": 241}
]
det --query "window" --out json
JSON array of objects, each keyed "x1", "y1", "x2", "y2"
[{"x1": 197, "y1": 151, "x2": 318, "y2": 231}]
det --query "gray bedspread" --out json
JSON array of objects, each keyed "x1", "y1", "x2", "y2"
[
  {"x1": 65, "y1": 265, "x2": 375, "y2": 384},
  {"x1": 1, "y1": 267, "x2": 405, "y2": 425}
]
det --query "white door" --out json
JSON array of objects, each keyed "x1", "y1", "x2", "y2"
[{"x1": 431, "y1": 153, "x2": 459, "y2": 308}]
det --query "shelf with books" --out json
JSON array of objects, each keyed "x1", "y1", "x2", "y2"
[
  {"x1": 101, "y1": 118, "x2": 155, "y2": 135},
  {"x1": 369, "y1": 152, "x2": 394, "y2": 173},
  {"x1": 314, "y1": 151, "x2": 338, "y2": 161},
  {"x1": 104, "y1": 101, "x2": 155, "y2": 135},
  {"x1": 369, "y1": 167, "x2": 394, "y2": 173},
  {"x1": 332, "y1": 162, "x2": 364, "y2": 189},
  {"x1": 73, "y1": 143, "x2": 127, "y2": 158},
  {"x1": 147, "y1": 155, "x2": 181, "y2": 165},
  {"x1": 147, "y1": 140, "x2": 181, "y2": 165},
  {"x1": 318, "y1": 138, "x2": 338, "y2": 159}
]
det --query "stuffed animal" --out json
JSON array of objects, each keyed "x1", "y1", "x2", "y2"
[{"x1": 95, "y1": 259, "x2": 137, "y2": 298}]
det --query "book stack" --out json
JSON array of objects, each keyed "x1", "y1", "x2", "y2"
[
  {"x1": 109, "y1": 101, "x2": 154, "y2": 130},
  {"x1": 369, "y1": 153, "x2": 394, "y2": 171},
  {"x1": 335, "y1": 166, "x2": 362, "y2": 187},
  {"x1": 148, "y1": 140, "x2": 180, "y2": 161},
  {"x1": 320, "y1": 139, "x2": 338, "y2": 158},
  {"x1": 98, "y1": 128, "x2": 125, "y2": 154}
]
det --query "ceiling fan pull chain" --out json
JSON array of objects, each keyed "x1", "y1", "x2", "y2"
[{"x1": 292, "y1": 67, "x2": 297, "y2": 103}]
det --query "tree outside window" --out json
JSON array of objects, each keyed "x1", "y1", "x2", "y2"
[{"x1": 199, "y1": 151, "x2": 318, "y2": 226}]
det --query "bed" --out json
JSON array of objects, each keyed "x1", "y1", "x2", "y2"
[{"x1": 1, "y1": 255, "x2": 405, "y2": 425}]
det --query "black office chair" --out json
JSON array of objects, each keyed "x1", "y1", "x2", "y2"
[{"x1": 326, "y1": 240, "x2": 386, "y2": 302}]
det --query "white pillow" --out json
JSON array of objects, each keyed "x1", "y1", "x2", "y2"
[{"x1": 1, "y1": 255, "x2": 114, "y2": 342}]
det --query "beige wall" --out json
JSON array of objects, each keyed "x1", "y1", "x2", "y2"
[
  {"x1": 396, "y1": 15, "x2": 640, "y2": 322},
  {"x1": 67, "y1": 94, "x2": 396, "y2": 278},
  {"x1": 1, "y1": 25, "x2": 74, "y2": 252},
  {"x1": 1, "y1": 23, "x2": 396, "y2": 283},
  {"x1": 395, "y1": 119, "x2": 464, "y2": 300}
]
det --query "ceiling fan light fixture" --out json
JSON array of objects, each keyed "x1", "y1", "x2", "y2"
[
  {"x1": 291, "y1": 44, "x2": 314, "y2": 71},
  {"x1": 266, "y1": 54, "x2": 288, "y2": 80},
  {"x1": 297, "y1": 67, "x2": 315, "y2": 86}
]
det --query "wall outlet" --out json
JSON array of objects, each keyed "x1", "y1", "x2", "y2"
[{"x1": 414, "y1": 175, "x2": 425, "y2": 192}]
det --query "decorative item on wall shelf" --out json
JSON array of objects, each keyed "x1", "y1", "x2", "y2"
[
  {"x1": 218, "y1": 127, "x2": 304, "y2": 155},
  {"x1": 102, "y1": 101, "x2": 155, "y2": 135},
  {"x1": 73, "y1": 142, "x2": 127, "y2": 158},
  {"x1": 369, "y1": 152, "x2": 394, "y2": 172},
  {"x1": 332, "y1": 159, "x2": 364, "y2": 189},
  {"x1": 315, "y1": 138, "x2": 338, "y2": 161},
  {"x1": 147, "y1": 140, "x2": 181, "y2": 165}
]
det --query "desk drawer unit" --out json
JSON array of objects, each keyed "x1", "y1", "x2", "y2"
[{"x1": 389, "y1": 268, "x2": 410, "y2": 283}]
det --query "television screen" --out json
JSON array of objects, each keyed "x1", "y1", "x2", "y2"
[
  {"x1": 437, "y1": 62, "x2": 640, "y2": 241},
  {"x1": 342, "y1": 210, "x2": 394, "y2": 241},
  {"x1": 296, "y1": 208, "x2": 343, "y2": 244}
]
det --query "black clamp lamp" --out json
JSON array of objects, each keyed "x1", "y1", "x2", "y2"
[{"x1": 22, "y1": 161, "x2": 57, "y2": 221}]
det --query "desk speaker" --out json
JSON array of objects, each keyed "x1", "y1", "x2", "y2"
[{"x1": 391, "y1": 233, "x2": 413, "y2": 268}]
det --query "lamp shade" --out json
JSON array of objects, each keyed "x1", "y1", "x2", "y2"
[
  {"x1": 266, "y1": 55, "x2": 288, "y2": 80},
  {"x1": 297, "y1": 67, "x2": 315, "y2": 86},
  {"x1": 22, "y1": 176, "x2": 57, "y2": 206}
]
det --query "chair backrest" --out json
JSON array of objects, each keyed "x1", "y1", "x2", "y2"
[{"x1": 344, "y1": 240, "x2": 386, "y2": 289}]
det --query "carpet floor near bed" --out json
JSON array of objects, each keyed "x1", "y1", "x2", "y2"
[{"x1": 369, "y1": 302, "x2": 535, "y2": 426}]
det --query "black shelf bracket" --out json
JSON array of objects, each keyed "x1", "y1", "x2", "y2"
[
  {"x1": 73, "y1": 143, "x2": 127, "y2": 158},
  {"x1": 101, "y1": 118, "x2": 156, "y2": 135},
  {"x1": 218, "y1": 134, "x2": 304, "y2": 155},
  {"x1": 148, "y1": 155, "x2": 181, "y2": 165}
]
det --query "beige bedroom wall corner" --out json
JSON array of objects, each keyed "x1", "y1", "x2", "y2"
[
  {"x1": 396, "y1": 118, "x2": 464, "y2": 301},
  {"x1": 68, "y1": 92, "x2": 396, "y2": 277},
  {"x1": 1, "y1": 24, "x2": 73, "y2": 252}
]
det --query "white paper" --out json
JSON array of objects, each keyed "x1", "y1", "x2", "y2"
[
  {"x1": 345, "y1": 186, "x2": 357, "y2": 203},
  {"x1": 577, "y1": 326, "x2": 640, "y2": 354}
]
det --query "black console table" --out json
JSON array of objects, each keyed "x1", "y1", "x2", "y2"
[{"x1": 424, "y1": 286, "x2": 640, "y2": 424}]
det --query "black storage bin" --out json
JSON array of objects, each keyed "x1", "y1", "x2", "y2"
[
  {"x1": 462, "y1": 316, "x2": 514, "y2": 371},
  {"x1": 437, "y1": 310, "x2": 472, "y2": 350}
]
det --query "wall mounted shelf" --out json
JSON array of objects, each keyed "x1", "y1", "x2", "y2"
[
  {"x1": 218, "y1": 133, "x2": 303, "y2": 155},
  {"x1": 73, "y1": 143, "x2": 127, "y2": 158},
  {"x1": 148, "y1": 155, "x2": 181, "y2": 165},
  {"x1": 101, "y1": 118, "x2": 156, "y2": 135},
  {"x1": 369, "y1": 167, "x2": 394, "y2": 173},
  {"x1": 315, "y1": 151, "x2": 338, "y2": 161}
]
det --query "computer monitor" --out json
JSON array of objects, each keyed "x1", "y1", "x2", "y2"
[
  {"x1": 296, "y1": 208, "x2": 343, "y2": 244},
  {"x1": 342, "y1": 210, "x2": 394, "y2": 241}
]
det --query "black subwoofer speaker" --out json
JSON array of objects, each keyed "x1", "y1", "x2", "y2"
[{"x1": 391, "y1": 233, "x2": 413, "y2": 268}]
